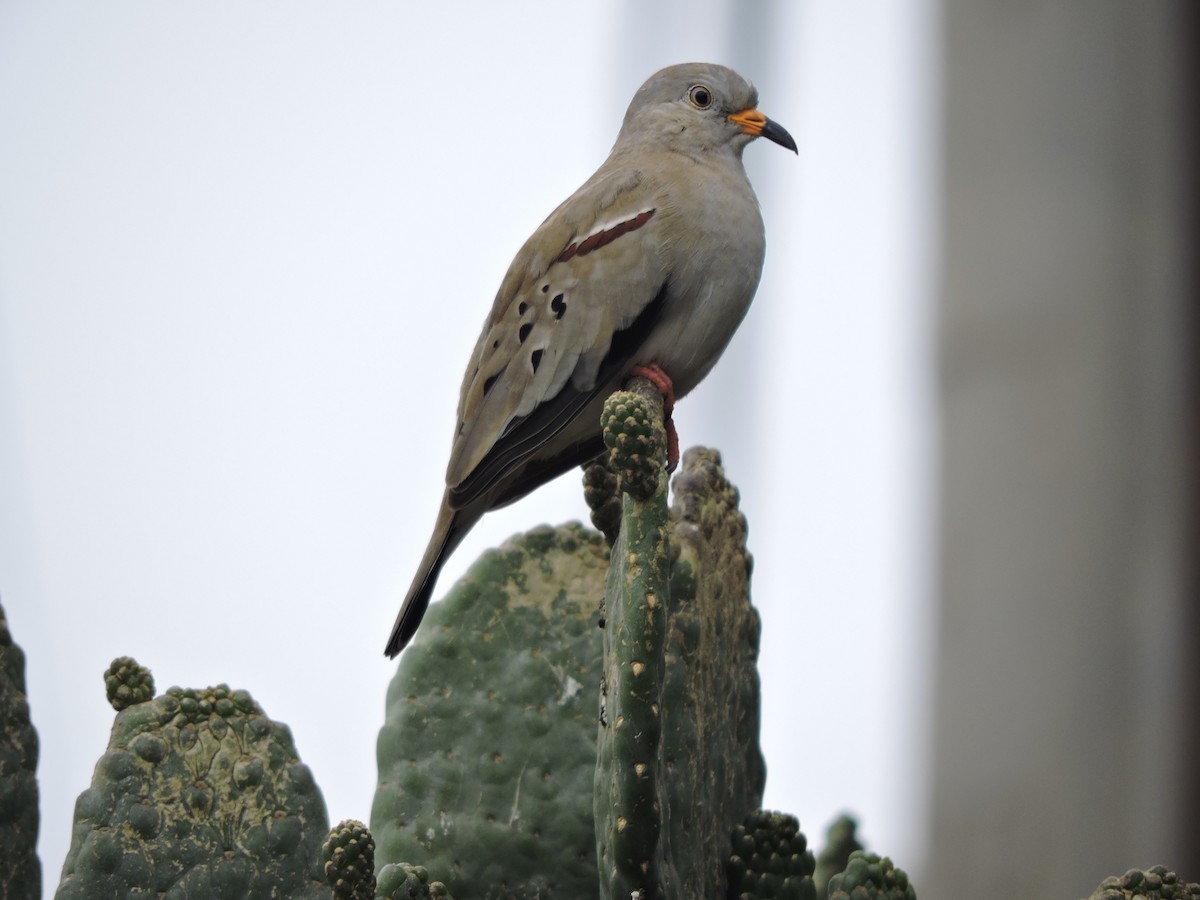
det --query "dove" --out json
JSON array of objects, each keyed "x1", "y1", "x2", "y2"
[{"x1": 384, "y1": 62, "x2": 795, "y2": 657}]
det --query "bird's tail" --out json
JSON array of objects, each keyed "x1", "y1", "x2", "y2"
[{"x1": 384, "y1": 495, "x2": 470, "y2": 658}]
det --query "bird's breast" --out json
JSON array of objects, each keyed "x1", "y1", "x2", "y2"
[{"x1": 638, "y1": 165, "x2": 766, "y2": 397}]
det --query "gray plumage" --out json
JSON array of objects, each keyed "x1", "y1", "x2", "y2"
[{"x1": 385, "y1": 62, "x2": 795, "y2": 657}]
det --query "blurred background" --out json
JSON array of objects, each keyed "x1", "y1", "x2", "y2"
[{"x1": 0, "y1": 2, "x2": 1194, "y2": 898}]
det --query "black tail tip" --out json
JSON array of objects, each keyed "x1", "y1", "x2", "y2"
[
  {"x1": 385, "y1": 542, "x2": 446, "y2": 659},
  {"x1": 382, "y1": 600, "x2": 426, "y2": 659},
  {"x1": 382, "y1": 632, "x2": 407, "y2": 659}
]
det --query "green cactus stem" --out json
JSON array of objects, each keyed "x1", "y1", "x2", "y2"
[
  {"x1": 659, "y1": 448, "x2": 764, "y2": 897},
  {"x1": 594, "y1": 365, "x2": 768, "y2": 900},
  {"x1": 0, "y1": 601, "x2": 40, "y2": 900},
  {"x1": 56, "y1": 667, "x2": 331, "y2": 899},
  {"x1": 372, "y1": 523, "x2": 608, "y2": 899},
  {"x1": 595, "y1": 377, "x2": 670, "y2": 900}
]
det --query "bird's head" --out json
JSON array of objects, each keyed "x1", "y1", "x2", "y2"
[{"x1": 614, "y1": 62, "x2": 797, "y2": 159}]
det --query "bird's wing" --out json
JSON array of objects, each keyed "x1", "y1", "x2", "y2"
[{"x1": 445, "y1": 166, "x2": 671, "y2": 505}]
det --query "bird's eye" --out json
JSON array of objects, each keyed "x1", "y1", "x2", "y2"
[{"x1": 688, "y1": 85, "x2": 713, "y2": 109}]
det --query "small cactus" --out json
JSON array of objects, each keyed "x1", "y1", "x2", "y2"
[
  {"x1": 103, "y1": 656, "x2": 155, "y2": 711},
  {"x1": 814, "y1": 815, "x2": 865, "y2": 898},
  {"x1": 376, "y1": 862, "x2": 456, "y2": 899},
  {"x1": 1085, "y1": 866, "x2": 1200, "y2": 899},
  {"x1": 826, "y1": 850, "x2": 916, "y2": 900},
  {"x1": 725, "y1": 810, "x2": 816, "y2": 900},
  {"x1": 323, "y1": 819, "x2": 376, "y2": 900},
  {"x1": 582, "y1": 454, "x2": 622, "y2": 545},
  {"x1": 602, "y1": 387, "x2": 665, "y2": 501}
]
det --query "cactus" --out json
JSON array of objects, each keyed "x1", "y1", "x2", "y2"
[
  {"x1": 45, "y1": 394, "x2": 1200, "y2": 897},
  {"x1": 594, "y1": 383, "x2": 672, "y2": 900},
  {"x1": 582, "y1": 453, "x2": 622, "y2": 546},
  {"x1": 103, "y1": 656, "x2": 155, "y2": 712},
  {"x1": 324, "y1": 819, "x2": 376, "y2": 900},
  {"x1": 38, "y1": 387, "x2": 935, "y2": 899},
  {"x1": 592, "y1": 374, "x2": 767, "y2": 900},
  {"x1": 602, "y1": 385, "x2": 666, "y2": 502},
  {"x1": 726, "y1": 810, "x2": 816, "y2": 900},
  {"x1": 56, "y1": 663, "x2": 331, "y2": 899},
  {"x1": 826, "y1": 850, "x2": 916, "y2": 900},
  {"x1": 814, "y1": 815, "x2": 865, "y2": 898},
  {"x1": 659, "y1": 446, "x2": 765, "y2": 896},
  {"x1": 375, "y1": 862, "x2": 456, "y2": 899},
  {"x1": 372, "y1": 522, "x2": 610, "y2": 899},
  {"x1": 23, "y1": 378, "x2": 1193, "y2": 897},
  {"x1": 36, "y1": 376, "x2": 1190, "y2": 898},
  {"x1": 0, "y1": 601, "x2": 40, "y2": 899},
  {"x1": 1083, "y1": 867, "x2": 1200, "y2": 900}
]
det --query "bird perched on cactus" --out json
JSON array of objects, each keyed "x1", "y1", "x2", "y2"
[{"x1": 385, "y1": 62, "x2": 796, "y2": 657}]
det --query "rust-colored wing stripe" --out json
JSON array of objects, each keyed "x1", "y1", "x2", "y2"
[{"x1": 557, "y1": 209, "x2": 656, "y2": 263}]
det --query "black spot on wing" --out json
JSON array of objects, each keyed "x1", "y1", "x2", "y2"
[
  {"x1": 551, "y1": 294, "x2": 566, "y2": 319},
  {"x1": 482, "y1": 366, "x2": 505, "y2": 397},
  {"x1": 531, "y1": 348, "x2": 543, "y2": 373},
  {"x1": 518, "y1": 323, "x2": 533, "y2": 343},
  {"x1": 448, "y1": 281, "x2": 670, "y2": 510}
]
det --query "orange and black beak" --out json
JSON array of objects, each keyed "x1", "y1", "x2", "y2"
[{"x1": 728, "y1": 108, "x2": 798, "y2": 154}]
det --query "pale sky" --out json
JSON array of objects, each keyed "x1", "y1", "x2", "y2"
[{"x1": 0, "y1": 1, "x2": 937, "y2": 889}]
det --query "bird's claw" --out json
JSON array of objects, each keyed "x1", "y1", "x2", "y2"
[{"x1": 630, "y1": 364, "x2": 679, "y2": 472}]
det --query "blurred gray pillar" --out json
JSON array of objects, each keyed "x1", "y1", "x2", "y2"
[{"x1": 927, "y1": 3, "x2": 1197, "y2": 899}]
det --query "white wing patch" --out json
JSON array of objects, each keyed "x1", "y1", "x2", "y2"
[{"x1": 557, "y1": 208, "x2": 657, "y2": 263}]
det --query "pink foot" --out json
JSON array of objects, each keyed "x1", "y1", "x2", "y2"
[
  {"x1": 630, "y1": 363, "x2": 679, "y2": 473},
  {"x1": 663, "y1": 420, "x2": 679, "y2": 474},
  {"x1": 630, "y1": 363, "x2": 675, "y2": 415}
]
